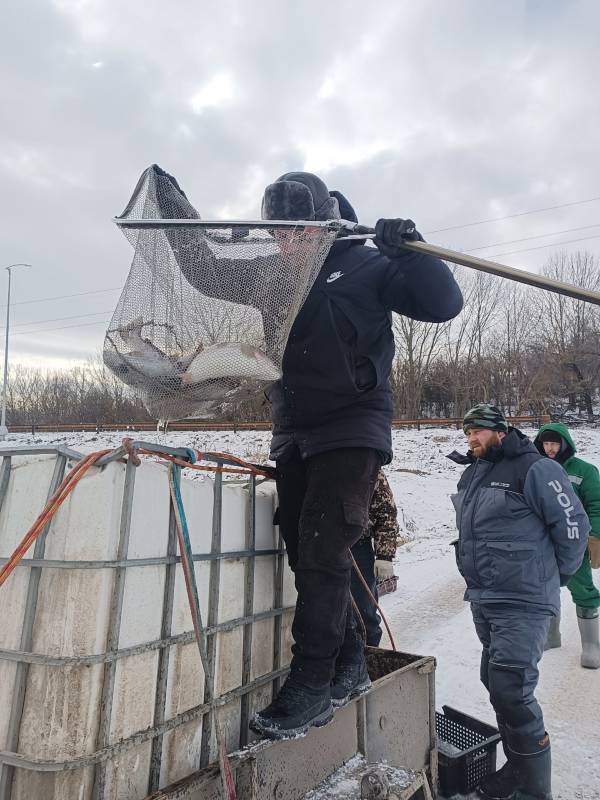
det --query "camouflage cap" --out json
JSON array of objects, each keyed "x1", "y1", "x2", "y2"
[{"x1": 463, "y1": 403, "x2": 508, "y2": 434}]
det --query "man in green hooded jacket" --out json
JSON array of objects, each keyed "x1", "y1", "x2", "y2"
[{"x1": 534, "y1": 422, "x2": 600, "y2": 669}]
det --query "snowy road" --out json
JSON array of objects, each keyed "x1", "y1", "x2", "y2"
[{"x1": 2, "y1": 425, "x2": 599, "y2": 797}]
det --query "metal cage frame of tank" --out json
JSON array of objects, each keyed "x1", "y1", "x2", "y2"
[{"x1": 0, "y1": 444, "x2": 292, "y2": 800}]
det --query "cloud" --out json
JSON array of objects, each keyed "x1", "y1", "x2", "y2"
[{"x1": 0, "y1": 0, "x2": 599, "y2": 363}]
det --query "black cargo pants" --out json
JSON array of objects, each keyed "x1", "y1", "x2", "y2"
[{"x1": 275, "y1": 446, "x2": 381, "y2": 686}]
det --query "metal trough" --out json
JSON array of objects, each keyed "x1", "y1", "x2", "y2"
[{"x1": 146, "y1": 648, "x2": 437, "y2": 799}]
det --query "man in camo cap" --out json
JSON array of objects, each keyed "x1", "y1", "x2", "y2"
[{"x1": 448, "y1": 403, "x2": 589, "y2": 800}]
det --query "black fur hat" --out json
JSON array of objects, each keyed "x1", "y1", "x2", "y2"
[{"x1": 261, "y1": 171, "x2": 341, "y2": 221}]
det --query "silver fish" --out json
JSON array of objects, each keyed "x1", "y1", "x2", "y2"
[
  {"x1": 116, "y1": 318, "x2": 202, "y2": 379},
  {"x1": 181, "y1": 342, "x2": 281, "y2": 385}
]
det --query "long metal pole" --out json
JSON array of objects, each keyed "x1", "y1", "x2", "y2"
[
  {"x1": 1, "y1": 270, "x2": 12, "y2": 437},
  {"x1": 345, "y1": 225, "x2": 600, "y2": 306},
  {"x1": 0, "y1": 264, "x2": 31, "y2": 440},
  {"x1": 404, "y1": 239, "x2": 600, "y2": 306}
]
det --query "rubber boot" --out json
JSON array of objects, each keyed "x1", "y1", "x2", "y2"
[
  {"x1": 576, "y1": 606, "x2": 600, "y2": 669},
  {"x1": 543, "y1": 613, "x2": 561, "y2": 651},
  {"x1": 507, "y1": 732, "x2": 553, "y2": 800},
  {"x1": 477, "y1": 719, "x2": 516, "y2": 799}
]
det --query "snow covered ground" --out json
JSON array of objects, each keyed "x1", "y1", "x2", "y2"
[{"x1": 1, "y1": 424, "x2": 599, "y2": 798}]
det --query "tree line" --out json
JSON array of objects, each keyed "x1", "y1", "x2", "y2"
[{"x1": 5, "y1": 251, "x2": 600, "y2": 426}]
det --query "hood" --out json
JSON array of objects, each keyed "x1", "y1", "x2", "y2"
[{"x1": 533, "y1": 421, "x2": 576, "y2": 462}]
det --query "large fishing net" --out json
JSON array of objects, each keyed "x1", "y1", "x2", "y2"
[{"x1": 104, "y1": 165, "x2": 340, "y2": 421}]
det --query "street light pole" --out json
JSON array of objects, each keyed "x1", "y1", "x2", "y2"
[{"x1": 0, "y1": 263, "x2": 31, "y2": 440}]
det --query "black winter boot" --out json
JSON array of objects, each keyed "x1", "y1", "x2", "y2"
[
  {"x1": 330, "y1": 657, "x2": 371, "y2": 707},
  {"x1": 249, "y1": 675, "x2": 333, "y2": 739},
  {"x1": 508, "y1": 732, "x2": 553, "y2": 800}
]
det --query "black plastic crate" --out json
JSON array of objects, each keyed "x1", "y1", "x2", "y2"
[{"x1": 436, "y1": 705, "x2": 501, "y2": 798}]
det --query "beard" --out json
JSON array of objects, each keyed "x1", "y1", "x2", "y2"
[{"x1": 471, "y1": 431, "x2": 503, "y2": 457}]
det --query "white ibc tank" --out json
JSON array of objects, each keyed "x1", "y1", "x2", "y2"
[{"x1": 0, "y1": 447, "x2": 295, "y2": 800}]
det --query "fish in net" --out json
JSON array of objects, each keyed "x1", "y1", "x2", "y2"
[{"x1": 104, "y1": 164, "x2": 340, "y2": 421}]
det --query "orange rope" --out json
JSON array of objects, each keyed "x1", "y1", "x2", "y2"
[
  {"x1": 0, "y1": 443, "x2": 271, "y2": 591},
  {"x1": 0, "y1": 449, "x2": 111, "y2": 588},
  {"x1": 136, "y1": 448, "x2": 272, "y2": 478}
]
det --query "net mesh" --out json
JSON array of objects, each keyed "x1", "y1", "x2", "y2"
[{"x1": 104, "y1": 166, "x2": 338, "y2": 421}]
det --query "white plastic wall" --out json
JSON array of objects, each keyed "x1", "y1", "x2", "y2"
[{"x1": 0, "y1": 453, "x2": 293, "y2": 800}]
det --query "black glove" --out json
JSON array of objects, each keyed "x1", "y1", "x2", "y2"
[
  {"x1": 374, "y1": 217, "x2": 423, "y2": 259},
  {"x1": 559, "y1": 573, "x2": 572, "y2": 587}
]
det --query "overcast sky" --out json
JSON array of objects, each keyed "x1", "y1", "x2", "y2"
[{"x1": 1, "y1": 0, "x2": 600, "y2": 368}]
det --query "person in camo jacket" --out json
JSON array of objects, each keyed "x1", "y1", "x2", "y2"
[
  {"x1": 534, "y1": 422, "x2": 600, "y2": 669},
  {"x1": 350, "y1": 470, "x2": 404, "y2": 647}
]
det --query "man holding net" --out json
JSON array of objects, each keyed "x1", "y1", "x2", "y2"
[
  {"x1": 248, "y1": 172, "x2": 464, "y2": 738},
  {"x1": 148, "y1": 165, "x2": 462, "y2": 736}
]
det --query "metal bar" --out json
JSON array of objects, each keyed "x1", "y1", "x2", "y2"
[
  {"x1": 0, "y1": 607, "x2": 295, "y2": 667},
  {"x1": 427, "y1": 669, "x2": 438, "y2": 796},
  {"x1": 344, "y1": 226, "x2": 600, "y2": 306},
  {"x1": 0, "y1": 667, "x2": 290, "y2": 773},
  {"x1": 271, "y1": 508, "x2": 285, "y2": 696},
  {"x1": 239, "y1": 475, "x2": 256, "y2": 746},
  {"x1": 0, "y1": 446, "x2": 83, "y2": 460},
  {"x1": 94, "y1": 441, "x2": 194, "y2": 469},
  {"x1": 356, "y1": 696, "x2": 368, "y2": 761},
  {"x1": 0, "y1": 417, "x2": 548, "y2": 436},
  {"x1": 113, "y1": 219, "x2": 337, "y2": 229},
  {"x1": 148, "y1": 497, "x2": 178, "y2": 791},
  {"x1": 199, "y1": 469, "x2": 223, "y2": 767},
  {"x1": 92, "y1": 459, "x2": 137, "y2": 800},
  {"x1": 0, "y1": 453, "x2": 67, "y2": 800},
  {"x1": 0, "y1": 456, "x2": 12, "y2": 515},
  {"x1": 0, "y1": 548, "x2": 285, "y2": 570},
  {"x1": 406, "y1": 239, "x2": 600, "y2": 305}
]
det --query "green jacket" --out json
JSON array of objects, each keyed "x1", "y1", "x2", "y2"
[{"x1": 534, "y1": 422, "x2": 600, "y2": 540}]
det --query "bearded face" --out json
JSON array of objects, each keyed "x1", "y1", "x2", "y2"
[{"x1": 465, "y1": 427, "x2": 505, "y2": 458}]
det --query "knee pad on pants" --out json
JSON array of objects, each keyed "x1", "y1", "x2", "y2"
[
  {"x1": 488, "y1": 662, "x2": 538, "y2": 728},
  {"x1": 480, "y1": 647, "x2": 490, "y2": 691}
]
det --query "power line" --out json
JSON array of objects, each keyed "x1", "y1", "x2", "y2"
[
  {"x1": 425, "y1": 195, "x2": 600, "y2": 235},
  {"x1": 464, "y1": 223, "x2": 600, "y2": 253},
  {"x1": 11, "y1": 319, "x2": 112, "y2": 337},
  {"x1": 2, "y1": 310, "x2": 113, "y2": 331},
  {"x1": 6, "y1": 197, "x2": 600, "y2": 337},
  {"x1": 483, "y1": 233, "x2": 600, "y2": 260},
  {"x1": 8, "y1": 233, "x2": 600, "y2": 338},
  {"x1": 2, "y1": 195, "x2": 600, "y2": 312},
  {"x1": 0, "y1": 286, "x2": 122, "y2": 309}
]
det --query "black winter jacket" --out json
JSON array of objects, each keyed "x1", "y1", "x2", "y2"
[{"x1": 268, "y1": 239, "x2": 463, "y2": 463}]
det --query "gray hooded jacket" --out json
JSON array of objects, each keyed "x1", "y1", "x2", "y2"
[{"x1": 449, "y1": 427, "x2": 590, "y2": 613}]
